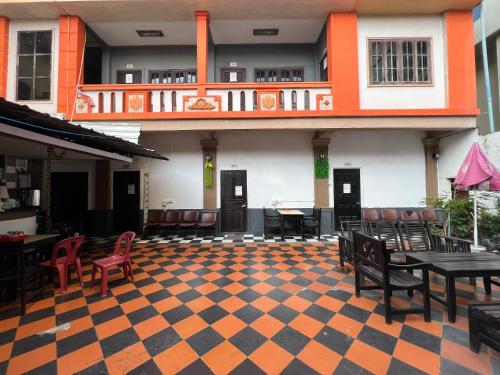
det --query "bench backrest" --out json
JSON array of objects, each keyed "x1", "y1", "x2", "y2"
[{"x1": 353, "y1": 231, "x2": 388, "y2": 274}]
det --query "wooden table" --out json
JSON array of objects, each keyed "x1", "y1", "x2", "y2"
[
  {"x1": 277, "y1": 210, "x2": 304, "y2": 240},
  {"x1": 24, "y1": 234, "x2": 61, "y2": 248},
  {"x1": 406, "y1": 252, "x2": 500, "y2": 323}
]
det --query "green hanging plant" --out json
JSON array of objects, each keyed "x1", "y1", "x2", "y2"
[
  {"x1": 204, "y1": 158, "x2": 215, "y2": 188},
  {"x1": 314, "y1": 157, "x2": 329, "y2": 179}
]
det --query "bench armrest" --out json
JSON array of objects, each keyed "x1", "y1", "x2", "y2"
[{"x1": 388, "y1": 262, "x2": 431, "y2": 271}]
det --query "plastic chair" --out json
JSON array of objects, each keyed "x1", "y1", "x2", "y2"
[
  {"x1": 91, "y1": 231, "x2": 136, "y2": 297},
  {"x1": 40, "y1": 235, "x2": 85, "y2": 293}
]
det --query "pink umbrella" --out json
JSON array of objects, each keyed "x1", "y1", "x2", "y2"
[{"x1": 454, "y1": 142, "x2": 500, "y2": 248}]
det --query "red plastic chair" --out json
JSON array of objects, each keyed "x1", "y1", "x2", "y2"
[
  {"x1": 40, "y1": 235, "x2": 85, "y2": 293},
  {"x1": 91, "y1": 231, "x2": 136, "y2": 297}
]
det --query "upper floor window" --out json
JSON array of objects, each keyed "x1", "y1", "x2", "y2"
[
  {"x1": 368, "y1": 39, "x2": 431, "y2": 85},
  {"x1": 17, "y1": 31, "x2": 52, "y2": 101},
  {"x1": 149, "y1": 69, "x2": 196, "y2": 84},
  {"x1": 255, "y1": 68, "x2": 304, "y2": 83}
]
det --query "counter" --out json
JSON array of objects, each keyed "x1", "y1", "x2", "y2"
[{"x1": 0, "y1": 209, "x2": 37, "y2": 234}]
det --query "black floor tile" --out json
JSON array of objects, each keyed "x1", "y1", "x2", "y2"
[
  {"x1": 234, "y1": 305, "x2": 264, "y2": 324},
  {"x1": 281, "y1": 359, "x2": 320, "y2": 375},
  {"x1": 56, "y1": 328, "x2": 98, "y2": 357},
  {"x1": 162, "y1": 305, "x2": 194, "y2": 325},
  {"x1": 229, "y1": 326, "x2": 267, "y2": 355},
  {"x1": 314, "y1": 326, "x2": 354, "y2": 356},
  {"x1": 269, "y1": 305, "x2": 299, "y2": 324},
  {"x1": 99, "y1": 327, "x2": 140, "y2": 357},
  {"x1": 186, "y1": 327, "x2": 224, "y2": 356},
  {"x1": 271, "y1": 326, "x2": 310, "y2": 355},
  {"x1": 143, "y1": 327, "x2": 181, "y2": 357},
  {"x1": 198, "y1": 305, "x2": 229, "y2": 324}
]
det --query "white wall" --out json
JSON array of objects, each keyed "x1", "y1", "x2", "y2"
[
  {"x1": 330, "y1": 130, "x2": 427, "y2": 207},
  {"x1": 216, "y1": 131, "x2": 315, "y2": 208},
  {"x1": 0, "y1": 216, "x2": 37, "y2": 235},
  {"x1": 136, "y1": 129, "x2": 428, "y2": 210},
  {"x1": 6, "y1": 20, "x2": 59, "y2": 115},
  {"x1": 357, "y1": 16, "x2": 447, "y2": 110},
  {"x1": 130, "y1": 132, "x2": 202, "y2": 209}
]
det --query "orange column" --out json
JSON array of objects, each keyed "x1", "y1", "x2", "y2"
[
  {"x1": 58, "y1": 15, "x2": 86, "y2": 118},
  {"x1": 445, "y1": 11, "x2": 477, "y2": 111},
  {"x1": 0, "y1": 17, "x2": 9, "y2": 98},
  {"x1": 195, "y1": 11, "x2": 209, "y2": 96},
  {"x1": 326, "y1": 12, "x2": 360, "y2": 111}
]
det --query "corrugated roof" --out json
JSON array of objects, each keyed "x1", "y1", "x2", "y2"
[{"x1": 0, "y1": 98, "x2": 168, "y2": 160}]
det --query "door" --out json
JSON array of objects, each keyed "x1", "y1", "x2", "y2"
[
  {"x1": 113, "y1": 171, "x2": 140, "y2": 233},
  {"x1": 221, "y1": 170, "x2": 247, "y2": 232},
  {"x1": 51, "y1": 172, "x2": 88, "y2": 231},
  {"x1": 221, "y1": 68, "x2": 246, "y2": 83},
  {"x1": 117, "y1": 70, "x2": 142, "y2": 84},
  {"x1": 333, "y1": 169, "x2": 361, "y2": 229}
]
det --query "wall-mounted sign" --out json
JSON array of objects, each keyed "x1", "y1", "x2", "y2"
[
  {"x1": 235, "y1": 186, "x2": 243, "y2": 196},
  {"x1": 126, "y1": 64, "x2": 134, "y2": 69},
  {"x1": 128, "y1": 184, "x2": 136, "y2": 195},
  {"x1": 125, "y1": 73, "x2": 134, "y2": 84},
  {"x1": 229, "y1": 62, "x2": 238, "y2": 67},
  {"x1": 229, "y1": 72, "x2": 238, "y2": 82},
  {"x1": 343, "y1": 183, "x2": 351, "y2": 194}
]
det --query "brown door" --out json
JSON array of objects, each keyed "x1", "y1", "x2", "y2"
[
  {"x1": 113, "y1": 171, "x2": 140, "y2": 233},
  {"x1": 221, "y1": 68, "x2": 246, "y2": 83},
  {"x1": 333, "y1": 169, "x2": 361, "y2": 229},
  {"x1": 221, "y1": 170, "x2": 247, "y2": 232}
]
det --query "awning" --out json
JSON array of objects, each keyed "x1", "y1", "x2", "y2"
[{"x1": 0, "y1": 98, "x2": 167, "y2": 161}]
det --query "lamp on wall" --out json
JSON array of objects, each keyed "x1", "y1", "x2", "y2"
[{"x1": 0, "y1": 185, "x2": 9, "y2": 212}]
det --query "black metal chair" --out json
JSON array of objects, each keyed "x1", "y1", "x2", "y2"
[
  {"x1": 263, "y1": 207, "x2": 281, "y2": 238},
  {"x1": 0, "y1": 240, "x2": 45, "y2": 315},
  {"x1": 302, "y1": 207, "x2": 321, "y2": 240},
  {"x1": 353, "y1": 232, "x2": 431, "y2": 324}
]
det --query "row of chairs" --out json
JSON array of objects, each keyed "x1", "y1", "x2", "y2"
[
  {"x1": 339, "y1": 208, "x2": 472, "y2": 268},
  {"x1": 0, "y1": 232, "x2": 135, "y2": 315},
  {"x1": 144, "y1": 210, "x2": 217, "y2": 237}
]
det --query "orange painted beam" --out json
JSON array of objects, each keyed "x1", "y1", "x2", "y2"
[
  {"x1": 72, "y1": 107, "x2": 479, "y2": 122},
  {"x1": 326, "y1": 12, "x2": 360, "y2": 111},
  {"x1": 58, "y1": 15, "x2": 86, "y2": 118},
  {"x1": 445, "y1": 10, "x2": 477, "y2": 111},
  {"x1": 0, "y1": 17, "x2": 9, "y2": 98},
  {"x1": 195, "y1": 11, "x2": 209, "y2": 96}
]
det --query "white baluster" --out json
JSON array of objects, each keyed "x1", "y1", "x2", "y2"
[{"x1": 151, "y1": 91, "x2": 161, "y2": 113}]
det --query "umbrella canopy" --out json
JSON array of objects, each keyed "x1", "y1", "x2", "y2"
[{"x1": 454, "y1": 142, "x2": 500, "y2": 191}]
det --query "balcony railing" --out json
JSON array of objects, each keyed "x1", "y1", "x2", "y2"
[{"x1": 73, "y1": 82, "x2": 334, "y2": 119}]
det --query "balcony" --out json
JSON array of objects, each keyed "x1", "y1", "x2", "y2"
[{"x1": 72, "y1": 82, "x2": 334, "y2": 120}]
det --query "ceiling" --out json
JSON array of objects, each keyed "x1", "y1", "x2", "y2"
[
  {"x1": 87, "y1": 18, "x2": 325, "y2": 46},
  {"x1": 0, "y1": 133, "x2": 102, "y2": 160},
  {"x1": 0, "y1": 0, "x2": 481, "y2": 22}
]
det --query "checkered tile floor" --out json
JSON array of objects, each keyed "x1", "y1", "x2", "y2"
[
  {"x1": 1, "y1": 241, "x2": 499, "y2": 374},
  {"x1": 92, "y1": 233, "x2": 339, "y2": 246}
]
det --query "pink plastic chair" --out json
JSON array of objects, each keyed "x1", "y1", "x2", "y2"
[
  {"x1": 40, "y1": 235, "x2": 85, "y2": 293},
  {"x1": 91, "y1": 231, "x2": 136, "y2": 297}
]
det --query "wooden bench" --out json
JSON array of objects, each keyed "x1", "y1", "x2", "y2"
[
  {"x1": 469, "y1": 303, "x2": 500, "y2": 353},
  {"x1": 353, "y1": 232, "x2": 431, "y2": 324}
]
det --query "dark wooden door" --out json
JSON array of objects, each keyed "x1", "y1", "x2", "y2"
[
  {"x1": 221, "y1": 68, "x2": 246, "y2": 82},
  {"x1": 333, "y1": 169, "x2": 361, "y2": 229},
  {"x1": 221, "y1": 170, "x2": 247, "y2": 232},
  {"x1": 113, "y1": 171, "x2": 140, "y2": 233},
  {"x1": 51, "y1": 172, "x2": 88, "y2": 228}
]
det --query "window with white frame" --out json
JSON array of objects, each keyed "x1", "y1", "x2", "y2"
[
  {"x1": 16, "y1": 31, "x2": 52, "y2": 100},
  {"x1": 368, "y1": 39, "x2": 431, "y2": 85}
]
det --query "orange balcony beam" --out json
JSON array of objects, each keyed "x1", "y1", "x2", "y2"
[
  {"x1": 326, "y1": 12, "x2": 360, "y2": 111},
  {"x1": 0, "y1": 16, "x2": 9, "y2": 98},
  {"x1": 196, "y1": 11, "x2": 209, "y2": 96},
  {"x1": 58, "y1": 15, "x2": 86, "y2": 119},
  {"x1": 445, "y1": 10, "x2": 477, "y2": 111}
]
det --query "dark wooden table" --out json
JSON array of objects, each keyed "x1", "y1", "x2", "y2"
[
  {"x1": 277, "y1": 210, "x2": 304, "y2": 241},
  {"x1": 406, "y1": 252, "x2": 500, "y2": 323}
]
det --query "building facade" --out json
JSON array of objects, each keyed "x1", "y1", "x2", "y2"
[{"x1": 0, "y1": 0, "x2": 482, "y2": 234}]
